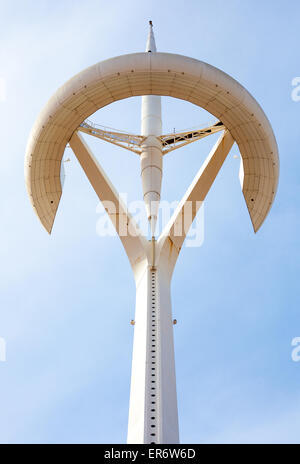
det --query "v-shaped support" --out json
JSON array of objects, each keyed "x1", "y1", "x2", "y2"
[{"x1": 69, "y1": 129, "x2": 234, "y2": 444}]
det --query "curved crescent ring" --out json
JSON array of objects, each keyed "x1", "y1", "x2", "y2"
[{"x1": 25, "y1": 52, "x2": 279, "y2": 234}]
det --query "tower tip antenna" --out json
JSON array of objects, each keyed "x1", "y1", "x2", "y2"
[{"x1": 145, "y1": 20, "x2": 156, "y2": 52}]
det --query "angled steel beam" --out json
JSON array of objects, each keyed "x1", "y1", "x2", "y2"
[
  {"x1": 157, "y1": 130, "x2": 234, "y2": 273},
  {"x1": 69, "y1": 131, "x2": 148, "y2": 271},
  {"x1": 160, "y1": 121, "x2": 225, "y2": 154},
  {"x1": 78, "y1": 119, "x2": 225, "y2": 157},
  {"x1": 78, "y1": 121, "x2": 144, "y2": 155}
]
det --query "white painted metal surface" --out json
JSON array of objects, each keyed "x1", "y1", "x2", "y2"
[
  {"x1": 141, "y1": 22, "x2": 162, "y2": 236},
  {"x1": 127, "y1": 260, "x2": 179, "y2": 444},
  {"x1": 25, "y1": 22, "x2": 279, "y2": 444},
  {"x1": 24, "y1": 49, "x2": 279, "y2": 233}
]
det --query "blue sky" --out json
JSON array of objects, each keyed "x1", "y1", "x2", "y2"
[{"x1": 0, "y1": 0, "x2": 300, "y2": 444}]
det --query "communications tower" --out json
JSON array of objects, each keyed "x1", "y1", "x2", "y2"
[{"x1": 25, "y1": 22, "x2": 279, "y2": 443}]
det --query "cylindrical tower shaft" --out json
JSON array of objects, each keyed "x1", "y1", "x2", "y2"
[
  {"x1": 127, "y1": 263, "x2": 179, "y2": 444},
  {"x1": 141, "y1": 21, "x2": 163, "y2": 236}
]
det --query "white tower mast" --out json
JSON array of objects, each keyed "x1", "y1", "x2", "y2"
[
  {"x1": 141, "y1": 21, "x2": 162, "y2": 237},
  {"x1": 127, "y1": 22, "x2": 179, "y2": 444}
]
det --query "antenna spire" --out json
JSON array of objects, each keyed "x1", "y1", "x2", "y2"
[{"x1": 146, "y1": 20, "x2": 157, "y2": 52}]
